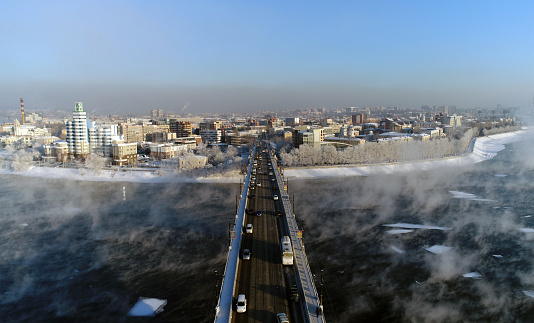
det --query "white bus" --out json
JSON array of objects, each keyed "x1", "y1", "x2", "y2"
[{"x1": 281, "y1": 236, "x2": 293, "y2": 265}]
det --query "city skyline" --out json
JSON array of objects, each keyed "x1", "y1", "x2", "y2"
[{"x1": 1, "y1": 1, "x2": 534, "y2": 113}]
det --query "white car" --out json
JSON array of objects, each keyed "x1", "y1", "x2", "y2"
[
  {"x1": 243, "y1": 249, "x2": 251, "y2": 260},
  {"x1": 273, "y1": 195, "x2": 279, "y2": 200},
  {"x1": 246, "y1": 223, "x2": 253, "y2": 233},
  {"x1": 257, "y1": 182, "x2": 261, "y2": 187},
  {"x1": 277, "y1": 313, "x2": 289, "y2": 323},
  {"x1": 237, "y1": 294, "x2": 247, "y2": 313}
]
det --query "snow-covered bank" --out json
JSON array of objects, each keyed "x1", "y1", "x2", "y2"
[
  {"x1": 0, "y1": 165, "x2": 243, "y2": 183},
  {"x1": 284, "y1": 128, "x2": 531, "y2": 179},
  {"x1": 0, "y1": 128, "x2": 529, "y2": 183}
]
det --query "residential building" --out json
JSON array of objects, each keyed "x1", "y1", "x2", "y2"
[
  {"x1": 111, "y1": 141, "x2": 138, "y2": 166},
  {"x1": 66, "y1": 102, "x2": 90, "y2": 159}
]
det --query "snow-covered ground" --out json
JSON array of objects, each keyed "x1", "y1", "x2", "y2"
[
  {"x1": 0, "y1": 128, "x2": 529, "y2": 183},
  {"x1": 284, "y1": 128, "x2": 531, "y2": 178}
]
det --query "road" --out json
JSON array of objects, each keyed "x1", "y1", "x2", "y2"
[{"x1": 232, "y1": 148, "x2": 291, "y2": 323}]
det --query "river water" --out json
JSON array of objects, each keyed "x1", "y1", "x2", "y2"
[{"x1": 1, "y1": 135, "x2": 534, "y2": 322}]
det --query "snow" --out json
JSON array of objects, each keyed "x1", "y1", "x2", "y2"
[
  {"x1": 391, "y1": 245, "x2": 406, "y2": 254},
  {"x1": 523, "y1": 291, "x2": 534, "y2": 298},
  {"x1": 284, "y1": 128, "x2": 529, "y2": 178},
  {"x1": 127, "y1": 297, "x2": 167, "y2": 317},
  {"x1": 385, "y1": 229, "x2": 414, "y2": 234},
  {"x1": 520, "y1": 228, "x2": 534, "y2": 233},
  {"x1": 463, "y1": 271, "x2": 482, "y2": 279},
  {"x1": 492, "y1": 255, "x2": 503, "y2": 258},
  {"x1": 449, "y1": 191, "x2": 495, "y2": 202},
  {"x1": 425, "y1": 245, "x2": 452, "y2": 254},
  {"x1": 494, "y1": 174, "x2": 508, "y2": 177},
  {"x1": 0, "y1": 165, "x2": 243, "y2": 183},
  {"x1": 383, "y1": 223, "x2": 451, "y2": 231}
]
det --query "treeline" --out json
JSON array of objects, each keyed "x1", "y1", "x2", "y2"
[
  {"x1": 280, "y1": 124, "x2": 521, "y2": 167},
  {"x1": 280, "y1": 128, "x2": 480, "y2": 167}
]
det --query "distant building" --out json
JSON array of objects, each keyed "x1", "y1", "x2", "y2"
[
  {"x1": 351, "y1": 113, "x2": 365, "y2": 125},
  {"x1": 66, "y1": 102, "x2": 90, "y2": 159},
  {"x1": 172, "y1": 121, "x2": 192, "y2": 137},
  {"x1": 179, "y1": 155, "x2": 208, "y2": 169},
  {"x1": 200, "y1": 129, "x2": 224, "y2": 143},
  {"x1": 112, "y1": 141, "x2": 138, "y2": 166}
]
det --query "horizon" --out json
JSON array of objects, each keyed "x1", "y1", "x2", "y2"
[{"x1": 1, "y1": 1, "x2": 534, "y2": 113}]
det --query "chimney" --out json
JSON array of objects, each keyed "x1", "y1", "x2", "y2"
[{"x1": 20, "y1": 98, "x2": 25, "y2": 125}]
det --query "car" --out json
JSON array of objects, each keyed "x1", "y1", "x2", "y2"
[
  {"x1": 246, "y1": 208, "x2": 254, "y2": 215},
  {"x1": 271, "y1": 178, "x2": 275, "y2": 181},
  {"x1": 272, "y1": 186, "x2": 278, "y2": 190},
  {"x1": 269, "y1": 172, "x2": 273, "y2": 175},
  {"x1": 250, "y1": 185, "x2": 255, "y2": 190},
  {"x1": 243, "y1": 249, "x2": 251, "y2": 260},
  {"x1": 256, "y1": 210, "x2": 262, "y2": 216},
  {"x1": 246, "y1": 223, "x2": 253, "y2": 233},
  {"x1": 236, "y1": 294, "x2": 247, "y2": 313},
  {"x1": 273, "y1": 195, "x2": 279, "y2": 200},
  {"x1": 257, "y1": 182, "x2": 261, "y2": 187},
  {"x1": 249, "y1": 194, "x2": 255, "y2": 199},
  {"x1": 276, "y1": 210, "x2": 282, "y2": 216},
  {"x1": 276, "y1": 313, "x2": 289, "y2": 323}
]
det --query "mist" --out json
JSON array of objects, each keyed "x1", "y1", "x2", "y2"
[
  {"x1": 0, "y1": 176, "x2": 238, "y2": 322},
  {"x1": 289, "y1": 134, "x2": 534, "y2": 322}
]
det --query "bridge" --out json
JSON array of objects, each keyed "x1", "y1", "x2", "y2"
[{"x1": 214, "y1": 142, "x2": 326, "y2": 323}]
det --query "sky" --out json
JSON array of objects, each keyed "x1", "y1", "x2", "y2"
[{"x1": 1, "y1": 0, "x2": 534, "y2": 114}]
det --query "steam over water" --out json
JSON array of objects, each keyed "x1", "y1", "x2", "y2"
[
  {"x1": 293, "y1": 137, "x2": 534, "y2": 322},
  {"x1": 2, "y1": 135, "x2": 534, "y2": 322},
  {"x1": 0, "y1": 180, "x2": 236, "y2": 322}
]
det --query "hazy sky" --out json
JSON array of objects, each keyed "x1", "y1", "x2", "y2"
[{"x1": 1, "y1": 1, "x2": 533, "y2": 114}]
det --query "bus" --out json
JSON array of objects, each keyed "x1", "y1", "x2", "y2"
[{"x1": 281, "y1": 236, "x2": 294, "y2": 265}]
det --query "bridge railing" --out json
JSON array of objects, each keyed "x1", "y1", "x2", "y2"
[
  {"x1": 214, "y1": 145, "x2": 256, "y2": 323},
  {"x1": 268, "y1": 145, "x2": 325, "y2": 323}
]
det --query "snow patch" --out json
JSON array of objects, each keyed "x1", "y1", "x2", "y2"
[
  {"x1": 391, "y1": 246, "x2": 406, "y2": 254},
  {"x1": 127, "y1": 297, "x2": 167, "y2": 317},
  {"x1": 520, "y1": 228, "x2": 534, "y2": 233},
  {"x1": 492, "y1": 255, "x2": 503, "y2": 258},
  {"x1": 383, "y1": 223, "x2": 451, "y2": 231},
  {"x1": 385, "y1": 229, "x2": 414, "y2": 234},
  {"x1": 425, "y1": 245, "x2": 452, "y2": 254},
  {"x1": 523, "y1": 290, "x2": 534, "y2": 298},
  {"x1": 463, "y1": 271, "x2": 482, "y2": 279}
]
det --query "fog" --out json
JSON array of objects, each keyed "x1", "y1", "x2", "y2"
[
  {"x1": 0, "y1": 177, "x2": 238, "y2": 322},
  {"x1": 288, "y1": 134, "x2": 534, "y2": 322}
]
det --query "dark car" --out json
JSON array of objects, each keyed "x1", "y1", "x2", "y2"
[
  {"x1": 246, "y1": 208, "x2": 255, "y2": 215},
  {"x1": 276, "y1": 210, "x2": 282, "y2": 216},
  {"x1": 272, "y1": 186, "x2": 278, "y2": 190},
  {"x1": 256, "y1": 210, "x2": 262, "y2": 216}
]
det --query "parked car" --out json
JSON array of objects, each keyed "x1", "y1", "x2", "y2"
[
  {"x1": 273, "y1": 195, "x2": 279, "y2": 200},
  {"x1": 246, "y1": 223, "x2": 253, "y2": 233},
  {"x1": 243, "y1": 249, "x2": 251, "y2": 260},
  {"x1": 256, "y1": 210, "x2": 262, "y2": 216}
]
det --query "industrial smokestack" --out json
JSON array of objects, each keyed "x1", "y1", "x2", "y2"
[{"x1": 20, "y1": 98, "x2": 25, "y2": 125}]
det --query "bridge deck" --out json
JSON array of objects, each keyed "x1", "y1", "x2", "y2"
[{"x1": 215, "y1": 143, "x2": 325, "y2": 323}]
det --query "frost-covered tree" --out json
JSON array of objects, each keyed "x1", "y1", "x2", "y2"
[{"x1": 85, "y1": 153, "x2": 108, "y2": 172}]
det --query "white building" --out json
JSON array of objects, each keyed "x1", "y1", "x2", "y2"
[
  {"x1": 66, "y1": 102, "x2": 90, "y2": 159},
  {"x1": 200, "y1": 129, "x2": 223, "y2": 143}
]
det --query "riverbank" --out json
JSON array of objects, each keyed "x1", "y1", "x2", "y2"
[
  {"x1": 0, "y1": 128, "x2": 529, "y2": 182},
  {"x1": 284, "y1": 128, "x2": 530, "y2": 178}
]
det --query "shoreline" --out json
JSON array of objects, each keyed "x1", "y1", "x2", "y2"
[{"x1": 0, "y1": 128, "x2": 529, "y2": 183}]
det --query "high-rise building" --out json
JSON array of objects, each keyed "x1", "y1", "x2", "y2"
[
  {"x1": 352, "y1": 113, "x2": 365, "y2": 125},
  {"x1": 174, "y1": 121, "x2": 192, "y2": 137},
  {"x1": 66, "y1": 102, "x2": 90, "y2": 159}
]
